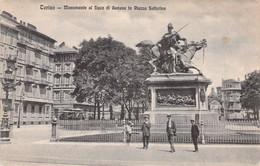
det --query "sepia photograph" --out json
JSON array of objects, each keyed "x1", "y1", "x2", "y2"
[{"x1": 0, "y1": 0, "x2": 259, "y2": 165}]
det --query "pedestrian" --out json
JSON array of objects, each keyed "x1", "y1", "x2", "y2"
[
  {"x1": 166, "y1": 114, "x2": 176, "y2": 153},
  {"x1": 191, "y1": 119, "x2": 199, "y2": 152},
  {"x1": 141, "y1": 115, "x2": 151, "y2": 149},
  {"x1": 124, "y1": 121, "x2": 134, "y2": 145}
]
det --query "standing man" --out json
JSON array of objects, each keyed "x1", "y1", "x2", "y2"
[
  {"x1": 191, "y1": 119, "x2": 199, "y2": 152},
  {"x1": 166, "y1": 114, "x2": 176, "y2": 153},
  {"x1": 141, "y1": 115, "x2": 151, "y2": 149}
]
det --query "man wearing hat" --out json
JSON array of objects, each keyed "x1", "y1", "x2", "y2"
[
  {"x1": 166, "y1": 114, "x2": 176, "y2": 153},
  {"x1": 141, "y1": 115, "x2": 151, "y2": 149},
  {"x1": 191, "y1": 119, "x2": 199, "y2": 152},
  {"x1": 157, "y1": 23, "x2": 187, "y2": 50}
]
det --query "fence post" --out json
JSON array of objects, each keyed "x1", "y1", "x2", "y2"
[
  {"x1": 123, "y1": 120, "x2": 126, "y2": 142},
  {"x1": 115, "y1": 119, "x2": 118, "y2": 133},
  {"x1": 50, "y1": 117, "x2": 58, "y2": 142},
  {"x1": 201, "y1": 120, "x2": 205, "y2": 144}
]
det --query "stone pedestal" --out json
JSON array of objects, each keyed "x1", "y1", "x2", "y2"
[{"x1": 144, "y1": 73, "x2": 218, "y2": 123}]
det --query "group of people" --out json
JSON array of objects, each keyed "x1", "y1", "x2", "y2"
[{"x1": 124, "y1": 114, "x2": 200, "y2": 153}]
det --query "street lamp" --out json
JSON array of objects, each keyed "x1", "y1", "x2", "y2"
[
  {"x1": 17, "y1": 87, "x2": 24, "y2": 128},
  {"x1": 1, "y1": 68, "x2": 21, "y2": 141}
]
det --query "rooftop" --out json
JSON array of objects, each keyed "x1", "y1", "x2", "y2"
[{"x1": 54, "y1": 42, "x2": 79, "y2": 54}]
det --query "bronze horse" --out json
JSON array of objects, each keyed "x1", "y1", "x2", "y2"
[{"x1": 136, "y1": 38, "x2": 207, "y2": 74}]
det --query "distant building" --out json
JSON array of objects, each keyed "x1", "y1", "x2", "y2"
[
  {"x1": 221, "y1": 79, "x2": 242, "y2": 119},
  {"x1": 53, "y1": 42, "x2": 94, "y2": 120},
  {"x1": 208, "y1": 88, "x2": 222, "y2": 115},
  {"x1": 0, "y1": 11, "x2": 56, "y2": 125}
]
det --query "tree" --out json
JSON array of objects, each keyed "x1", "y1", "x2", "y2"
[
  {"x1": 72, "y1": 36, "x2": 153, "y2": 120},
  {"x1": 241, "y1": 70, "x2": 260, "y2": 120}
]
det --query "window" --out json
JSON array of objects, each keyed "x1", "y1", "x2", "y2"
[
  {"x1": 47, "y1": 73, "x2": 52, "y2": 82},
  {"x1": 0, "y1": 45, "x2": 4, "y2": 55},
  {"x1": 65, "y1": 64, "x2": 70, "y2": 71},
  {"x1": 39, "y1": 106, "x2": 42, "y2": 114},
  {"x1": 23, "y1": 105, "x2": 27, "y2": 114},
  {"x1": 55, "y1": 76, "x2": 60, "y2": 84},
  {"x1": 42, "y1": 106, "x2": 45, "y2": 114},
  {"x1": 31, "y1": 105, "x2": 35, "y2": 114},
  {"x1": 17, "y1": 66, "x2": 22, "y2": 75},
  {"x1": 0, "y1": 32, "x2": 5, "y2": 42},
  {"x1": 25, "y1": 84, "x2": 32, "y2": 93},
  {"x1": 46, "y1": 106, "x2": 50, "y2": 115},
  {"x1": 65, "y1": 76, "x2": 70, "y2": 85},
  {"x1": 18, "y1": 47, "x2": 26, "y2": 59},
  {"x1": 56, "y1": 64, "x2": 61, "y2": 71},
  {"x1": 10, "y1": 36, "x2": 14, "y2": 45},
  {"x1": 34, "y1": 70, "x2": 39, "y2": 79},
  {"x1": 15, "y1": 104, "x2": 19, "y2": 114},
  {"x1": 64, "y1": 91, "x2": 70, "y2": 99},
  {"x1": 40, "y1": 87, "x2": 46, "y2": 95},
  {"x1": 54, "y1": 91, "x2": 60, "y2": 99}
]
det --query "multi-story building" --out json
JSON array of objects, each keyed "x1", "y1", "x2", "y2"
[
  {"x1": 0, "y1": 11, "x2": 19, "y2": 122},
  {"x1": 53, "y1": 42, "x2": 94, "y2": 120},
  {"x1": 0, "y1": 11, "x2": 56, "y2": 125},
  {"x1": 221, "y1": 79, "x2": 242, "y2": 119}
]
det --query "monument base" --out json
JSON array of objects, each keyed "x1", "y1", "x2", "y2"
[
  {"x1": 144, "y1": 73, "x2": 214, "y2": 124},
  {"x1": 141, "y1": 111, "x2": 219, "y2": 124}
]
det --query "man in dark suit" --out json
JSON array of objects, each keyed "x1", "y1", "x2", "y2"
[
  {"x1": 191, "y1": 119, "x2": 199, "y2": 152},
  {"x1": 141, "y1": 115, "x2": 151, "y2": 149},
  {"x1": 166, "y1": 114, "x2": 176, "y2": 153}
]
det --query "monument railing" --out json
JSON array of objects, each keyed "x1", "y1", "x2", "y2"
[{"x1": 53, "y1": 119, "x2": 260, "y2": 144}]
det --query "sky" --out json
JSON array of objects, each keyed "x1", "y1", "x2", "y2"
[{"x1": 1, "y1": 0, "x2": 259, "y2": 91}]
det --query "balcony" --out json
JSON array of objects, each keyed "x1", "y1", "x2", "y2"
[
  {"x1": 25, "y1": 60, "x2": 35, "y2": 67},
  {"x1": 17, "y1": 39, "x2": 27, "y2": 46},
  {"x1": 41, "y1": 64, "x2": 49, "y2": 71},
  {"x1": 24, "y1": 76, "x2": 34, "y2": 83},
  {"x1": 6, "y1": 54, "x2": 18, "y2": 62},
  {"x1": 33, "y1": 77, "x2": 40, "y2": 83},
  {"x1": 35, "y1": 45, "x2": 41, "y2": 52},
  {"x1": 39, "y1": 78, "x2": 49, "y2": 86}
]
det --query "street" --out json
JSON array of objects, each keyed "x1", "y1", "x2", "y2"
[{"x1": 0, "y1": 125, "x2": 260, "y2": 166}]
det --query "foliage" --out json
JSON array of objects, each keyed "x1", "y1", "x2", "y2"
[
  {"x1": 241, "y1": 70, "x2": 260, "y2": 119},
  {"x1": 72, "y1": 36, "x2": 153, "y2": 119}
]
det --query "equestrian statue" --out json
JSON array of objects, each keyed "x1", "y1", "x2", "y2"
[{"x1": 136, "y1": 23, "x2": 207, "y2": 75}]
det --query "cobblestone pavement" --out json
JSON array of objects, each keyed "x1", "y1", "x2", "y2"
[{"x1": 0, "y1": 125, "x2": 259, "y2": 166}]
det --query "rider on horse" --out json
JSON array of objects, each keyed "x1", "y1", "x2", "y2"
[
  {"x1": 156, "y1": 23, "x2": 188, "y2": 72},
  {"x1": 157, "y1": 23, "x2": 187, "y2": 56}
]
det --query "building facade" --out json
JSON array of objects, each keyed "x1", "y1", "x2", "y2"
[
  {"x1": 53, "y1": 42, "x2": 94, "y2": 120},
  {"x1": 0, "y1": 11, "x2": 56, "y2": 125},
  {"x1": 221, "y1": 79, "x2": 242, "y2": 119},
  {"x1": 0, "y1": 11, "x2": 19, "y2": 122}
]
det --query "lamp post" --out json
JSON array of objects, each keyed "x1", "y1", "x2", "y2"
[
  {"x1": 1, "y1": 68, "x2": 21, "y2": 142},
  {"x1": 201, "y1": 120, "x2": 205, "y2": 144},
  {"x1": 17, "y1": 87, "x2": 24, "y2": 128}
]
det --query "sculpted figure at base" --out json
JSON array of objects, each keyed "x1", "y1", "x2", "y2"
[{"x1": 136, "y1": 23, "x2": 207, "y2": 75}]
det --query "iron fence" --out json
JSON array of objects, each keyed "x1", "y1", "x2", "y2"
[{"x1": 55, "y1": 119, "x2": 260, "y2": 144}]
